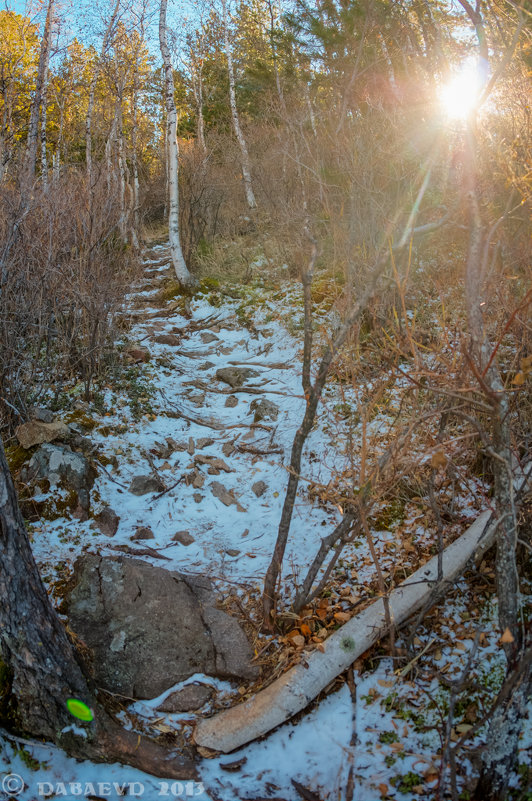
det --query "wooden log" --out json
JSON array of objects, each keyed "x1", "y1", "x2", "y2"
[{"x1": 194, "y1": 465, "x2": 531, "y2": 753}]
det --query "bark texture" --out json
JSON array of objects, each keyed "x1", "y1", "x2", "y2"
[
  {"x1": 221, "y1": 0, "x2": 256, "y2": 210},
  {"x1": 159, "y1": 0, "x2": 195, "y2": 287}
]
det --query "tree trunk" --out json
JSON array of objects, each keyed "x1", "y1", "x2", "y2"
[
  {"x1": 472, "y1": 638, "x2": 532, "y2": 801},
  {"x1": 24, "y1": 0, "x2": 54, "y2": 185},
  {"x1": 221, "y1": 0, "x2": 257, "y2": 210},
  {"x1": 159, "y1": 0, "x2": 196, "y2": 288},
  {"x1": 0, "y1": 436, "x2": 197, "y2": 778}
]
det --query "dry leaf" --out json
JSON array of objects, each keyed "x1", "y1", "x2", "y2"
[
  {"x1": 512, "y1": 372, "x2": 526, "y2": 386},
  {"x1": 300, "y1": 623, "x2": 312, "y2": 638},
  {"x1": 315, "y1": 643, "x2": 325, "y2": 653},
  {"x1": 378, "y1": 784, "x2": 388, "y2": 796},
  {"x1": 154, "y1": 723, "x2": 175, "y2": 734},
  {"x1": 377, "y1": 679, "x2": 395, "y2": 688},
  {"x1": 291, "y1": 635, "x2": 305, "y2": 648},
  {"x1": 455, "y1": 724, "x2": 473, "y2": 735},
  {"x1": 334, "y1": 611, "x2": 351, "y2": 623},
  {"x1": 431, "y1": 450, "x2": 447, "y2": 469},
  {"x1": 501, "y1": 627, "x2": 515, "y2": 643}
]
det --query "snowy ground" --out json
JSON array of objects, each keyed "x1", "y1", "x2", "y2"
[{"x1": 1, "y1": 243, "x2": 530, "y2": 800}]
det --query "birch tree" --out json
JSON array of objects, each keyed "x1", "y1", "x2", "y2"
[
  {"x1": 221, "y1": 0, "x2": 256, "y2": 210},
  {"x1": 159, "y1": 0, "x2": 195, "y2": 288},
  {"x1": 24, "y1": 0, "x2": 54, "y2": 184}
]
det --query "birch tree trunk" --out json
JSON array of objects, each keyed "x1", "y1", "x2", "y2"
[
  {"x1": 159, "y1": 0, "x2": 195, "y2": 288},
  {"x1": 221, "y1": 0, "x2": 257, "y2": 210},
  {"x1": 40, "y1": 62, "x2": 49, "y2": 191},
  {"x1": 24, "y1": 0, "x2": 54, "y2": 185}
]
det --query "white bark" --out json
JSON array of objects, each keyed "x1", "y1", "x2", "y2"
[
  {"x1": 195, "y1": 464, "x2": 531, "y2": 753},
  {"x1": 221, "y1": 0, "x2": 256, "y2": 210},
  {"x1": 159, "y1": 0, "x2": 195, "y2": 288},
  {"x1": 159, "y1": 0, "x2": 195, "y2": 287},
  {"x1": 25, "y1": 0, "x2": 54, "y2": 183},
  {"x1": 40, "y1": 61, "x2": 49, "y2": 190}
]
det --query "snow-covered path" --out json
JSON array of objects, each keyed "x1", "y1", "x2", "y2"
[{"x1": 2, "y1": 243, "x2": 530, "y2": 801}]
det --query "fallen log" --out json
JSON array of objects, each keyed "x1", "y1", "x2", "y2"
[{"x1": 194, "y1": 464, "x2": 531, "y2": 753}]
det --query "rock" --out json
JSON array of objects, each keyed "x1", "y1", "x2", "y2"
[
  {"x1": 16, "y1": 420, "x2": 70, "y2": 450},
  {"x1": 64, "y1": 555, "x2": 259, "y2": 698},
  {"x1": 195, "y1": 455, "x2": 233, "y2": 473},
  {"x1": 252, "y1": 480, "x2": 267, "y2": 498},
  {"x1": 193, "y1": 493, "x2": 203, "y2": 503},
  {"x1": 199, "y1": 362, "x2": 216, "y2": 371},
  {"x1": 94, "y1": 507, "x2": 120, "y2": 537},
  {"x1": 157, "y1": 684, "x2": 213, "y2": 713},
  {"x1": 225, "y1": 396, "x2": 238, "y2": 408},
  {"x1": 22, "y1": 443, "x2": 95, "y2": 517},
  {"x1": 153, "y1": 334, "x2": 181, "y2": 346},
  {"x1": 200, "y1": 332, "x2": 219, "y2": 344},
  {"x1": 249, "y1": 398, "x2": 279, "y2": 422},
  {"x1": 126, "y1": 348, "x2": 150, "y2": 364},
  {"x1": 210, "y1": 481, "x2": 246, "y2": 512},
  {"x1": 28, "y1": 406, "x2": 55, "y2": 423},
  {"x1": 131, "y1": 527, "x2": 155, "y2": 541},
  {"x1": 216, "y1": 367, "x2": 259, "y2": 389},
  {"x1": 128, "y1": 475, "x2": 165, "y2": 495},
  {"x1": 151, "y1": 438, "x2": 180, "y2": 459},
  {"x1": 173, "y1": 530, "x2": 195, "y2": 546},
  {"x1": 192, "y1": 472, "x2": 205, "y2": 489}
]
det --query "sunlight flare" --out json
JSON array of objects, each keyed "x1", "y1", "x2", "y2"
[{"x1": 439, "y1": 62, "x2": 482, "y2": 119}]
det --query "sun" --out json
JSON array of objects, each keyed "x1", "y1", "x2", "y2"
[{"x1": 439, "y1": 62, "x2": 481, "y2": 120}]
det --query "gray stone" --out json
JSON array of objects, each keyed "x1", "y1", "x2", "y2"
[
  {"x1": 249, "y1": 398, "x2": 279, "y2": 422},
  {"x1": 225, "y1": 396, "x2": 238, "y2": 408},
  {"x1": 216, "y1": 367, "x2": 259, "y2": 388},
  {"x1": 210, "y1": 481, "x2": 245, "y2": 512},
  {"x1": 94, "y1": 507, "x2": 120, "y2": 537},
  {"x1": 200, "y1": 332, "x2": 219, "y2": 344},
  {"x1": 16, "y1": 420, "x2": 70, "y2": 450},
  {"x1": 22, "y1": 443, "x2": 95, "y2": 517},
  {"x1": 252, "y1": 480, "x2": 267, "y2": 498},
  {"x1": 157, "y1": 684, "x2": 213, "y2": 712},
  {"x1": 131, "y1": 527, "x2": 154, "y2": 541},
  {"x1": 28, "y1": 406, "x2": 55, "y2": 423},
  {"x1": 196, "y1": 438, "x2": 215, "y2": 449},
  {"x1": 128, "y1": 475, "x2": 165, "y2": 495},
  {"x1": 64, "y1": 555, "x2": 258, "y2": 698},
  {"x1": 153, "y1": 333, "x2": 181, "y2": 346},
  {"x1": 173, "y1": 530, "x2": 195, "y2": 546}
]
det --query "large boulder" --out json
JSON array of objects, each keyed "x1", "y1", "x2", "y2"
[
  {"x1": 21, "y1": 443, "x2": 96, "y2": 517},
  {"x1": 63, "y1": 555, "x2": 259, "y2": 700}
]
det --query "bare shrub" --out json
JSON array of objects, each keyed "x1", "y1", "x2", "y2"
[{"x1": 0, "y1": 168, "x2": 140, "y2": 433}]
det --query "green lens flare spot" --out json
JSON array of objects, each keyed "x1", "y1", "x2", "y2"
[{"x1": 66, "y1": 698, "x2": 94, "y2": 722}]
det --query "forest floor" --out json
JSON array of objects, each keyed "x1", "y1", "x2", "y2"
[{"x1": 1, "y1": 241, "x2": 531, "y2": 801}]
